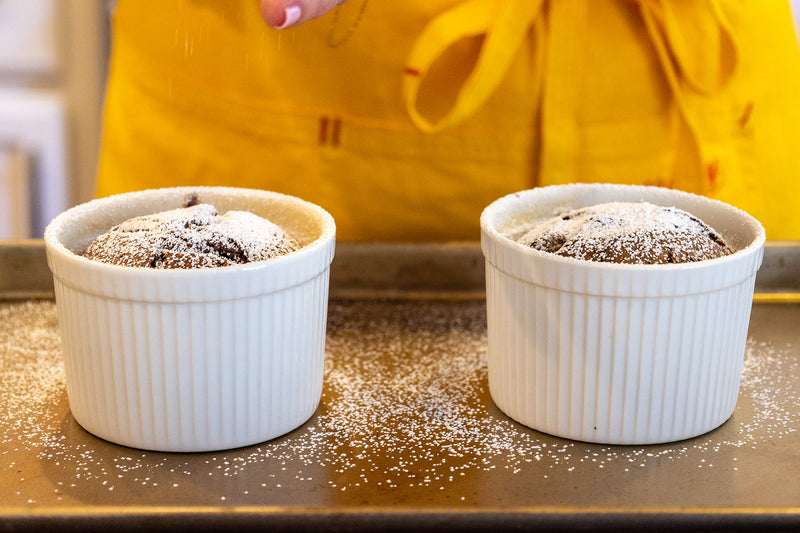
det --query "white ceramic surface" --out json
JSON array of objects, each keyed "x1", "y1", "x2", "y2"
[
  {"x1": 44, "y1": 187, "x2": 336, "y2": 452},
  {"x1": 480, "y1": 184, "x2": 765, "y2": 444}
]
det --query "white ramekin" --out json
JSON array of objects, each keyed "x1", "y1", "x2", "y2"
[
  {"x1": 480, "y1": 184, "x2": 765, "y2": 444},
  {"x1": 44, "y1": 187, "x2": 336, "y2": 452}
]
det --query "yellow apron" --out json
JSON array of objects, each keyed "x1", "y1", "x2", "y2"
[{"x1": 97, "y1": 0, "x2": 800, "y2": 241}]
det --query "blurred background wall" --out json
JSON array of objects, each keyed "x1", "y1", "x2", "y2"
[{"x1": 0, "y1": 0, "x2": 109, "y2": 238}]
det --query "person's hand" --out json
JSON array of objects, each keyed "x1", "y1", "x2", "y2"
[{"x1": 260, "y1": 0, "x2": 349, "y2": 29}]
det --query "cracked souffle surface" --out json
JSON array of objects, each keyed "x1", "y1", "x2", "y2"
[
  {"x1": 517, "y1": 201, "x2": 732, "y2": 265},
  {"x1": 83, "y1": 201, "x2": 299, "y2": 269}
]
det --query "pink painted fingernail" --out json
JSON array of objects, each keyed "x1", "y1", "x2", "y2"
[{"x1": 276, "y1": 4, "x2": 301, "y2": 29}]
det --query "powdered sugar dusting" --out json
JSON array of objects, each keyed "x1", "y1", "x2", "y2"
[
  {"x1": 518, "y1": 202, "x2": 731, "y2": 264},
  {"x1": 83, "y1": 203, "x2": 299, "y2": 269},
  {"x1": 1, "y1": 300, "x2": 797, "y2": 506}
]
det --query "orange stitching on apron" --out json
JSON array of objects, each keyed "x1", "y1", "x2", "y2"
[
  {"x1": 739, "y1": 100, "x2": 754, "y2": 127},
  {"x1": 319, "y1": 116, "x2": 342, "y2": 147},
  {"x1": 331, "y1": 117, "x2": 342, "y2": 147},
  {"x1": 706, "y1": 159, "x2": 720, "y2": 192}
]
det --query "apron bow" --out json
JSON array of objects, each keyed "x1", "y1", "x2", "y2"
[
  {"x1": 404, "y1": 0, "x2": 739, "y2": 192},
  {"x1": 403, "y1": 0, "x2": 545, "y2": 133}
]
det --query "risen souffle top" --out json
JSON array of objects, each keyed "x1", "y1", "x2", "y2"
[
  {"x1": 83, "y1": 201, "x2": 299, "y2": 269},
  {"x1": 517, "y1": 201, "x2": 732, "y2": 264}
]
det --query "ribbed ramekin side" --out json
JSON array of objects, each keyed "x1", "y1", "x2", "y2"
[
  {"x1": 52, "y1": 266, "x2": 330, "y2": 452},
  {"x1": 483, "y1": 256, "x2": 761, "y2": 445}
]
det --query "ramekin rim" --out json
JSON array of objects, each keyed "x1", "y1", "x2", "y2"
[{"x1": 43, "y1": 186, "x2": 336, "y2": 276}]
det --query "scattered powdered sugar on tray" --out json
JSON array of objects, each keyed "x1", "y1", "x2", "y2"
[
  {"x1": 1, "y1": 300, "x2": 797, "y2": 505},
  {"x1": 0, "y1": 301, "x2": 64, "y2": 440}
]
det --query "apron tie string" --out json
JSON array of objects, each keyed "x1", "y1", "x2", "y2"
[
  {"x1": 404, "y1": 0, "x2": 739, "y2": 193},
  {"x1": 633, "y1": 0, "x2": 739, "y2": 192},
  {"x1": 403, "y1": 0, "x2": 545, "y2": 133}
]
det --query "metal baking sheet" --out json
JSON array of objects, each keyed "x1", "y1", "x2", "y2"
[
  {"x1": 3, "y1": 240, "x2": 798, "y2": 301},
  {"x1": 1, "y1": 241, "x2": 799, "y2": 532}
]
